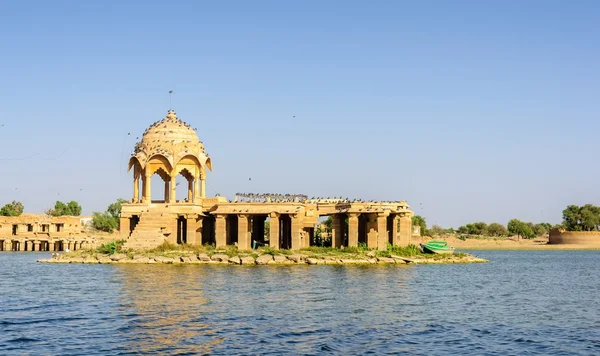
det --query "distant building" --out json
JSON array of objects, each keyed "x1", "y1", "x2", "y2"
[{"x1": 0, "y1": 214, "x2": 93, "y2": 252}]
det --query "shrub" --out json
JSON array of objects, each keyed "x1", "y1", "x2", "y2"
[
  {"x1": 92, "y1": 212, "x2": 117, "y2": 232},
  {"x1": 97, "y1": 240, "x2": 125, "y2": 255}
]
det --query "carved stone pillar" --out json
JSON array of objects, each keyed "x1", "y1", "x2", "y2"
[
  {"x1": 269, "y1": 213, "x2": 280, "y2": 250},
  {"x1": 377, "y1": 213, "x2": 389, "y2": 250},
  {"x1": 348, "y1": 213, "x2": 360, "y2": 247},
  {"x1": 187, "y1": 216, "x2": 198, "y2": 245},
  {"x1": 367, "y1": 214, "x2": 378, "y2": 249},
  {"x1": 237, "y1": 215, "x2": 251, "y2": 250},
  {"x1": 392, "y1": 215, "x2": 400, "y2": 246},
  {"x1": 332, "y1": 214, "x2": 342, "y2": 248},
  {"x1": 187, "y1": 179, "x2": 193, "y2": 201},
  {"x1": 194, "y1": 218, "x2": 203, "y2": 245},
  {"x1": 194, "y1": 178, "x2": 200, "y2": 202},
  {"x1": 164, "y1": 181, "x2": 170, "y2": 202},
  {"x1": 170, "y1": 175, "x2": 177, "y2": 203},
  {"x1": 215, "y1": 215, "x2": 227, "y2": 248},
  {"x1": 291, "y1": 214, "x2": 302, "y2": 250},
  {"x1": 398, "y1": 214, "x2": 413, "y2": 246},
  {"x1": 133, "y1": 176, "x2": 139, "y2": 203},
  {"x1": 120, "y1": 217, "x2": 129, "y2": 237},
  {"x1": 143, "y1": 172, "x2": 151, "y2": 203},
  {"x1": 201, "y1": 179, "x2": 206, "y2": 198}
]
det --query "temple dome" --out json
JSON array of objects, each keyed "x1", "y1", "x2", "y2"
[{"x1": 129, "y1": 110, "x2": 212, "y2": 173}]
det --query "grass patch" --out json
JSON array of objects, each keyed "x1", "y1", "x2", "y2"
[{"x1": 97, "y1": 240, "x2": 126, "y2": 255}]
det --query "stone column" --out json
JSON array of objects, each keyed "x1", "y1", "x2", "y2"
[
  {"x1": 377, "y1": 213, "x2": 388, "y2": 250},
  {"x1": 17, "y1": 241, "x2": 23, "y2": 252},
  {"x1": 49, "y1": 240, "x2": 55, "y2": 252},
  {"x1": 367, "y1": 214, "x2": 378, "y2": 249},
  {"x1": 187, "y1": 216, "x2": 198, "y2": 245},
  {"x1": 195, "y1": 218, "x2": 203, "y2": 245},
  {"x1": 398, "y1": 215, "x2": 412, "y2": 246},
  {"x1": 187, "y1": 179, "x2": 193, "y2": 201},
  {"x1": 164, "y1": 181, "x2": 170, "y2": 202},
  {"x1": 291, "y1": 214, "x2": 302, "y2": 250},
  {"x1": 332, "y1": 214, "x2": 343, "y2": 248},
  {"x1": 143, "y1": 172, "x2": 152, "y2": 203},
  {"x1": 201, "y1": 179, "x2": 206, "y2": 198},
  {"x1": 133, "y1": 176, "x2": 139, "y2": 203},
  {"x1": 33, "y1": 241, "x2": 39, "y2": 252},
  {"x1": 392, "y1": 215, "x2": 400, "y2": 246},
  {"x1": 120, "y1": 217, "x2": 129, "y2": 237},
  {"x1": 237, "y1": 215, "x2": 250, "y2": 250},
  {"x1": 170, "y1": 175, "x2": 177, "y2": 203},
  {"x1": 348, "y1": 213, "x2": 360, "y2": 247},
  {"x1": 215, "y1": 215, "x2": 227, "y2": 248},
  {"x1": 194, "y1": 178, "x2": 200, "y2": 202},
  {"x1": 269, "y1": 213, "x2": 280, "y2": 249}
]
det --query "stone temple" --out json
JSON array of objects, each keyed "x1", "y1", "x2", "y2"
[{"x1": 121, "y1": 110, "x2": 414, "y2": 250}]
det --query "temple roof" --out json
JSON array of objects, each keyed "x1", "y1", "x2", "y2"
[{"x1": 129, "y1": 110, "x2": 212, "y2": 172}]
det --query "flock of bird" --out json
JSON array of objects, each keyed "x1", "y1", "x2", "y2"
[
  {"x1": 234, "y1": 193, "x2": 309, "y2": 202},
  {"x1": 232, "y1": 193, "x2": 407, "y2": 205}
]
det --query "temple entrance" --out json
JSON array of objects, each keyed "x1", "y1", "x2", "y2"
[
  {"x1": 129, "y1": 215, "x2": 140, "y2": 236},
  {"x1": 387, "y1": 215, "x2": 395, "y2": 245},
  {"x1": 177, "y1": 216, "x2": 187, "y2": 244},
  {"x1": 202, "y1": 215, "x2": 216, "y2": 245},
  {"x1": 12, "y1": 241, "x2": 19, "y2": 251},
  {"x1": 226, "y1": 215, "x2": 238, "y2": 245},
  {"x1": 279, "y1": 215, "x2": 292, "y2": 250},
  {"x1": 12, "y1": 225, "x2": 17, "y2": 236},
  {"x1": 54, "y1": 241, "x2": 64, "y2": 252},
  {"x1": 358, "y1": 215, "x2": 368, "y2": 245},
  {"x1": 251, "y1": 215, "x2": 268, "y2": 248}
]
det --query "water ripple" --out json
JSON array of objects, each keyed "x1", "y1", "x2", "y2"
[{"x1": 1, "y1": 251, "x2": 600, "y2": 354}]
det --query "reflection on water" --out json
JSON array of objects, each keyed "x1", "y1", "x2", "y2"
[
  {"x1": 2, "y1": 252, "x2": 600, "y2": 355},
  {"x1": 116, "y1": 265, "x2": 220, "y2": 354}
]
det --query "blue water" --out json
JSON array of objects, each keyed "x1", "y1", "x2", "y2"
[{"x1": 1, "y1": 251, "x2": 600, "y2": 355}]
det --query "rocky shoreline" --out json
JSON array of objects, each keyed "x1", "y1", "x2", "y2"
[{"x1": 38, "y1": 251, "x2": 488, "y2": 265}]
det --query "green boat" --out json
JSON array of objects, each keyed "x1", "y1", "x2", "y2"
[{"x1": 420, "y1": 240, "x2": 455, "y2": 255}]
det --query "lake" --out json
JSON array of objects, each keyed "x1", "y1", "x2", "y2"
[{"x1": 1, "y1": 251, "x2": 599, "y2": 355}]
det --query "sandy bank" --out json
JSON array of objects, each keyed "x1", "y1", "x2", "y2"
[
  {"x1": 419, "y1": 236, "x2": 600, "y2": 250},
  {"x1": 38, "y1": 250, "x2": 488, "y2": 265}
]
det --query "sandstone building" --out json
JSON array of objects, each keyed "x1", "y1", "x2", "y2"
[
  {"x1": 121, "y1": 110, "x2": 414, "y2": 250},
  {"x1": 0, "y1": 214, "x2": 93, "y2": 252}
]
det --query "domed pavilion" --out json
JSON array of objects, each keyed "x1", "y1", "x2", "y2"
[
  {"x1": 128, "y1": 109, "x2": 211, "y2": 203},
  {"x1": 120, "y1": 109, "x2": 415, "y2": 251}
]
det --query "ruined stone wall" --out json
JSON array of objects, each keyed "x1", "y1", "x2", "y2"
[
  {"x1": 0, "y1": 214, "x2": 91, "y2": 238},
  {"x1": 549, "y1": 229, "x2": 600, "y2": 245}
]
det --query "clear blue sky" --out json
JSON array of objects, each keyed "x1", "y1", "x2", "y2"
[{"x1": 1, "y1": 0, "x2": 599, "y2": 227}]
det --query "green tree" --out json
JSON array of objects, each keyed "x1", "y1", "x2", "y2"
[
  {"x1": 107, "y1": 198, "x2": 127, "y2": 220},
  {"x1": 562, "y1": 204, "x2": 600, "y2": 231},
  {"x1": 412, "y1": 215, "x2": 428, "y2": 236},
  {"x1": 533, "y1": 223, "x2": 549, "y2": 236},
  {"x1": 457, "y1": 225, "x2": 469, "y2": 234},
  {"x1": 487, "y1": 222, "x2": 508, "y2": 237},
  {"x1": 46, "y1": 200, "x2": 82, "y2": 216},
  {"x1": 91, "y1": 198, "x2": 127, "y2": 232},
  {"x1": 0, "y1": 201, "x2": 24, "y2": 216},
  {"x1": 92, "y1": 212, "x2": 117, "y2": 232},
  {"x1": 507, "y1": 219, "x2": 535, "y2": 240},
  {"x1": 470, "y1": 222, "x2": 488, "y2": 235},
  {"x1": 562, "y1": 205, "x2": 583, "y2": 231},
  {"x1": 67, "y1": 201, "x2": 82, "y2": 216},
  {"x1": 429, "y1": 225, "x2": 445, "y2": 236}
]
